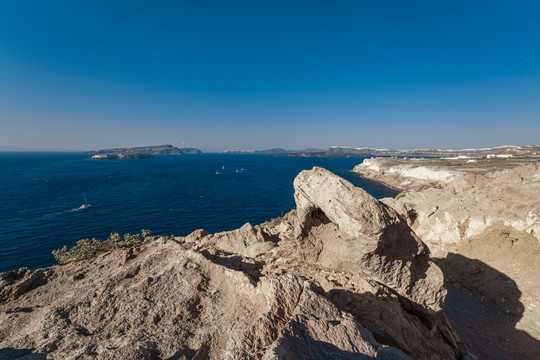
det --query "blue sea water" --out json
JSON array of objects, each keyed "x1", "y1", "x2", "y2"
[{"x1": 0, "y1": 153, "x2": 399, "y2": 273}]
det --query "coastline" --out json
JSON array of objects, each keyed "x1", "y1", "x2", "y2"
[{"x1": 353, "y1": 153, "x2": 540, "y2": 343}]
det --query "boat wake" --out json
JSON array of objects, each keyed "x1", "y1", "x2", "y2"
[{"x1": 67, "y1": 204, "x2": 91, "y2": 212}]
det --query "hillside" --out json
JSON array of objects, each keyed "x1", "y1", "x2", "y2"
[
  {"x1": 0, "y1": 168, "x2": 475, "y2": 360},
  {"x1": 354, "y1": 153, "x2": 540, "y2": 343}
]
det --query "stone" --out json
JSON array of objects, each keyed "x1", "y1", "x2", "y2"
[
  {"x1": 0, "y1": 167, "x2": 471, "y2": 360},
  {"x1": 293, "y1": 166, "x2": 446, "y2": 314}
]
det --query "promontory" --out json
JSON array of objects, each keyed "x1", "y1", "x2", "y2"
[{"x1": 88, "y1": 144, "x2": 202, "y2": 155}]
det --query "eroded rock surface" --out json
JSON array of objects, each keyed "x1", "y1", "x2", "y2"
[
  {"x1": 0, "y1": 168, "x2": 470, "y2": 360},
  {"x1": 357, "y1": 157, "x2": 540, "y2": 341},
  {"x1": 294, "y1": 167, "x2": 445, "y2": 314}
]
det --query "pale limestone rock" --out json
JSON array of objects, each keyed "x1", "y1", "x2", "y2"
[
  {"x1": 184, "y1": 223, "x2": 277, "y2": 258},
  {"x1": 374, "y1": 162, "x2": 540, "y2": 338},
  {"x1": 293, "y1": 167, "x2": 446, "y2": 313}
]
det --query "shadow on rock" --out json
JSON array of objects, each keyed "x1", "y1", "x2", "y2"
[
  {"x1": 437, "y1": 253, "x2": 540, "y2": 360},
  {"x1": 198, "y1": 248, "x2": 264, "y2": 282},
  {"x1": 0, "y1": 348, "x2": 47, "y2": 360},
  {"x1": 271, "y1": 319, "x2": 376, "y2": 360},
  {"x1": 438, "y1": 253, "x2": 524, "y2": 323},
  {"x1": 325, "y1": 287, "x2": 465, "y2": 360}
]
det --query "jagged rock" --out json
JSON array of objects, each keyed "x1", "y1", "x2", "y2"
[
  {"x1": 185, "y1": 223, "x2": 276, "y2": 259},
  {"x1": 293, "y1": 166, "x2": 446, "y2": 314},
  {"x1": 381, "y1": 163, "x2": 540, "y2": 338},
  {"x1": 211, "y1": 223, "x2": 277, "y2": 258},
  {"x1": 0, "y1": 240, "x2": 304, "y2": 359},
  {"x1": 263, "y1": 282, "x2": 382, "y2": 360},
  {"x1": 1, "y1": 168, "x2": 470, "y2": 360},
  {"x1": 383, "y1": 164, "x2": 540, "y2": 253}
]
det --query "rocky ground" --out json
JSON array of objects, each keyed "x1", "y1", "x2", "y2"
[
  {"x1": 354, "y1": 148, "x2": 540, "y2": 357},
  {"x1": 353, "y1": 145, "x2": 540, "y2": 190},
  {"x1": 2, "y1": 158, "x2": 539, "y2": 359},
  {"x1": 1, "y1": 168, "x2": 474, "y2": 360}
]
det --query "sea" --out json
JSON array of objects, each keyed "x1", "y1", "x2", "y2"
[{"x1": 0, "y1": 153, "x2": 399, "y2": 273}]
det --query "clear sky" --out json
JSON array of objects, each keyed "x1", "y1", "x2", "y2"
[{"x1": 0, "y1": 1, "x2": 539, "y2": 152}]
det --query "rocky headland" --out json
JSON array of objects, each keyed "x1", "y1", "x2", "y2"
[
  {"x1": 1, "y1": 168, "x2": 477, "y2": 360},
  {"x1": 88, "y1": 145, "x2": 202, "y2": 155},
  {"x1": 354, "y1": 148, "x2": 540, "y2": 348}
]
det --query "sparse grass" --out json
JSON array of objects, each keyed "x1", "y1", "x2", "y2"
[
  {"x1": 52, "y1": 229, "x2": 152, "y2": 265},
  {"x1": 418, "y1": 181, "x2": 443, "y2": 191}
]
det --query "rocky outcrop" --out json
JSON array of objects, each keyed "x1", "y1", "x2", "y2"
[
  {"x1": 189, "y1": 223, "x2": 277, "y2": 258},
  {"x1": 354, "y1": 158, "x2": 460, "y2": 189},
  {"x1": 0, "y1": 168, "x2": 472, "y2": 359},
  {"x1": 353, "y1": 151, "x2": 540, "y2": 190},
  {"x1": 358, "y1": 157, "x2": 540, "y2": 340},
  {"x1": 88, "y1": 144, "x2": 202, "y2": 155},
  {"x1": 263, "y1": 282, "x2": 383, "y2": 360},
  {"x1": 382, "y1": 164, "x2": 540, "y2": 253},
  {"x1": 293, "y1": 167, "x2": 445, "y2": 314}
]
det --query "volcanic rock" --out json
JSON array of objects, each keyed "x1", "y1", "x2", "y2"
[
  {"x1": 293, "y1": 167, "x2": 445, "y2": 314},
  {"x1": 0, "y1": 168, "x2": 472, "y2": 359}
]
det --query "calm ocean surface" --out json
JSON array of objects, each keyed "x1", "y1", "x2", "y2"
[{"x1": 0, "y1": 153, "x2": 399, "y2": 272}]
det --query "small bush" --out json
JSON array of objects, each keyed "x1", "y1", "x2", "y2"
[
  {"x1": 418, "y1": 181, "x2": 443, "y2": 191},
  {"x1": 52, "y1": 229, "x2": 152, "y2": 265}
]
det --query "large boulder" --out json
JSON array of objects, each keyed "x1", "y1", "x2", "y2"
[
  {"x1": 263, "y1": 282, "x2": 411, "y2": 360},
  {"x1": 293, "y1": 167, "x2": 446, "y2": 314}
]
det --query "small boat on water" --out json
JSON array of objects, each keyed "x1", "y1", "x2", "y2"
[{"x1": 78, "y1": 194, "x2": 91, "y2": 210}]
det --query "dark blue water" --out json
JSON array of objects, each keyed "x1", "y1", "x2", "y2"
[{"x1": 0, "y1": 153, "x2": 398, "y2": 272}]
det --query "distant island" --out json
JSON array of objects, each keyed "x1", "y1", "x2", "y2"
[
  {"x1": 222, "y1": 148, "x2": 302, "y2": 155},
  {"x1": 224, "y1": 145, "x2": 526, "y2": 158},
  {"x1": 91, "y1": 153, "x2": 154, "y2": 160},
  {"x1": 87, "y1": 144, "x2": 202, "y2": 155}
]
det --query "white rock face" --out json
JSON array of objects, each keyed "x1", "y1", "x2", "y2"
[
  {"x1": 384, "y1": 164, "x2": 540, "y2": 252},
  {"x1": 387, "y1": 165, "x2": 457, "y2": 182},
  {"x1": 380, "y1": 163, "x2": 540, "y2": 338},
  {"x1": 356, "y1": 158, "x2": 459, "y2": 183}
]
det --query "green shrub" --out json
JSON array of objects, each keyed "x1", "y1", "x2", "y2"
[
  {"x1": 418, "y1": 181, "x2": 443, "y2": 191},
  {"x1": 52, "y1": 229, "x2": 152, "y2": 265}
]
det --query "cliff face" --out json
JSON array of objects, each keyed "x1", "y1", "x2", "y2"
[
  {"x1": 355, "y1": 156, "x2": 540, "y2": 340},
  {"x1": 0, "y1": 168, "x2": 470, "y2": 360}
]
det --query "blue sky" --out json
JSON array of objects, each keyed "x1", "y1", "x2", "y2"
[{"x1": 0, "y1": 1, "x2": 539, "y2": 151}]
